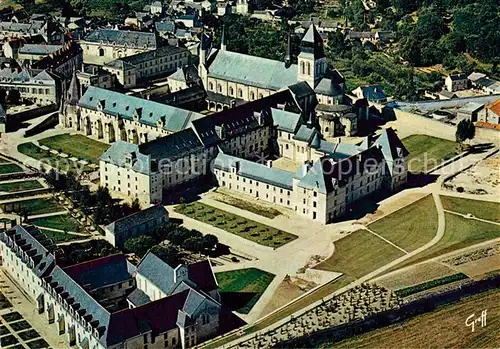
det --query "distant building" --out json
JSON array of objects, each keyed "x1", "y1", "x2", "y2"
[
  {"x1": 80, "y1": 30, "x2": 158, "y2": 65},
  {"x1": 236, "y1": 0, "x2": 249, "y2": 14},
  {"x1": 436, "y1": 90, "x2": 457, "y2": 100},
  {"x1": 76, "y1": 65, "x2": 115, "y2": 89},
  {"x1": 445, "y1": 73, "x2": 468, "y2": 92},
  {"x1": 150, "y1": 0, "x2": 164, "y2": 14},
  {"x1": 352, "y1": 85, "x2": 387, "y2": 103},
  {"x1": 30, "y1": 41, "x2": 83, "y2": 79},
  {"x1": 0, "y1": 19, "x2": 64, "y2": 44},
  {"x1": 0, "y1": 68, "x2": 60, "y2": 104},
  {"x1": 104, "y1": 204, "x2": 169, "y2": 248},
  {"x1": 477, "y1": 99, "x2": 500, "y2": 125},
  {"x1": 103, "y1": 45, "x2": 190, "y2": 88},
  {"x1": 316, "y1": 104, "x2": 358, "y2": 137}
]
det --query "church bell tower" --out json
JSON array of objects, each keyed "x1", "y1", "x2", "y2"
[{"x1": 297, "y1": 23, "x2": 327, "y2": 88}]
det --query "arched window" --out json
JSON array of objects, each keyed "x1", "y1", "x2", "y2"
[
  {"x1": 258, "y1": 93, "x2": 263, "y2": 99},
  {"x1": 250, "y1": 91, "x2": 255, "y2": 100},
  {"x1": 229, "y1": 87, "x2": 234, "y2": 96},
  {"x1": 238, "y1": 89, "x2": 243, "y2": 98},
  {"x1": 300, "y1": 61, "x2": 305, "y2": 74},
  {"x1": 307, "y1": 62, "x2": 311, "y2": 75},
  {"x1": 98, "y1": 48, "x2": 105, "y2": 57},
  {"x1": 209, "y1": 82, "x2": 213, "y2": 91},
  {"x1": 217, "y1": 84, "x2": 222, "y2": 93}
]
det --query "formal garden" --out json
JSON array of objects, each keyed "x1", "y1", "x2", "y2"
[
  {"x1": 0, "y1": 180, "x2": 43, "y2": 193},
  {"x1": 175, "y1": 202, "x2": 297, "y2": 248}
]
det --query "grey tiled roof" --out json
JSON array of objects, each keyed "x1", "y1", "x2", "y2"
[
  {"x1": 354, "y1": 85, "x2": 387, "y2": 101},
  {"x1": 19, "y1": 44, "x2": 62, "y2": 55},
  {"x1": 271, "y1": 108, "x2": 302, "y2": 133},
  {"x1": 78, "y1": 86, "x2": 202, "y2": 132},
  {"x1": 155, "y1": 20, "x2": 175, "y2": 33},
  {"x1": 207, "y1": 50, "x2": 297, "y2": 90},
  {"x1": 373, "y1": 127, "x2": 409, "y2": 161},
  {"x1": 107, "y1": 45, "x2": 188, "y2": 68},
  {"x1": 83, "y1": 30, "x2": 157, "y2": 50},
  {"x1": 293, "y1": 125, "x2": 318, "y2": 143},
  {"x1": 458, "y1": 102, "x2": 484, "y2": 114},
  {"x1": 127, "y1": 288, "x2": 151, "y2": 306},
  {"x1": 314, "y1": 77, "x2": 343, "y2": 96},
  {"x1": 100, "y1": 141, "x2": 150, "y2": 175},
  {"x1": 0, "y1": 21, "x2": 44, "y2": 33},
  {"x1": 137, "y1": 251, "x2": 177, "y2": 294},
  {"x1": 213, "y1": 152, "x2": 295, "y2": 190},
  {"x1": 106, "y1": 204, "x2": 168, "y2": 236}
]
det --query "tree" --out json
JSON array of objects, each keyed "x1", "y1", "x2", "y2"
[
  {"x1": 455, "y1": 119, "x2": 475, "y2": 147},
  {"x1": 202, "y1": 234, "x2": 218, "y2": 250},
  {"x1": 124, "y1": 235, "x2": 155, "y2": 257},
  {"x1": 151, "y1": 245, "x2": 180, "y2": 266}
]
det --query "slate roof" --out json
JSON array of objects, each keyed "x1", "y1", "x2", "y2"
[
  {"x1": 0, "y1": 21, "x2": 44, "y2": 34},
  {"x1": 136, "y1": 251, "x2": 177, "y2": 294},
  {"x1": 19, "y1": 44, "x2": 62, "y2": 55},
  {"x1": 300, "y1": 24, "x2": 325, "y2": 59},
  {"x1": 187, "y1": 260, "x2": 218, "y2": 292},
  {"x1": 317, "y1": 141, "x2": 362, "y2": 160},
  {"x1": 373, "y1": 127, "x2": 409, "y2": 161},
  {"x1": 100, "y1": 141, "x2": 150, "y2": 174},
  {"x1": 448, "y1": 73, "x2": 467, "y2": 81},
  {"x1": 206, "y1": 50, "x2": 297, "y2": 90},
  {"x1": 213, "y1": 152, "x2": 295, "y2": 190},
  {"x1": 107, "y1": 45, "x2": 187, "y2": 67},
  {"x1": 127, "y1": 288, "x2": 151, "y2": 307},
  {"x1": 271, "y1": 108, "x2": 302, "y2": 133},
  {"x1": 1, "y1": 225, "x2": 56, "y2": 277},
  {"x1": 83, "y1": 30, "x2": 157, "y2": 50},
  {"x1": 155, "y1": 20, "x2": 175, "y2": 33},
  {"x1": 314, "y1": 77, "x2": 343, "y2": 96},
  {"x1": 138, "y1": 127, "x2": 205, "y2": 162},
  {"x1": 293, "y1": 125, "x2": 318, "y2": 143},
  {"x1": 64, "y1": 254, "x2": 132, "y2": 290},
  {"x1": 354, "y1": 85, "x2": 387, "y2": 101},
  {"x1": 168, "y1": 67, "x2": 186, "y2": 82},
  {"x1": 106, "y1": 290, "x2": 189, "y2": 346},
  {"x1": 78, "y1": 86, "x2": 202, "y2": 132},
  {"x1": 48, "y1": 266, "x2": 111, "y2": 340},
  {"x1": 105, "y1": 204, "x2": 168, "y2": 236}
]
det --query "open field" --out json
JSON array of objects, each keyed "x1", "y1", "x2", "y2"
[
  {"x1": 17, "y1": 142, "x2": 93, "y2": 172},
  {"x1": 258, "y1": 280, "x2": 306, "y2": 318},
  {"x1": 211, "y1": 190, "x2": 281, "y2": 219},
  {"x1": 368, "y1": 195, "x2": 437, "y2": 251},
  {"x1": 314, "y1": 230, "x2": 406, "y2": 278},
  {"x1": 215, "y1": 268, "x2": 275, "y2": 314},
  {"x1": 0, "y1": 180, "x2": 43, "y2": 193},
  {"x1": 7, "y1": 198, "x2": 65, "y2": 216},
  {"x1": 441, "y1": 195, "x2": 500, "y2": 223},
  {"x1": 401, "y1": 134, "x2": 458, "y2": 173},
  {"x1": 393, "y1": 213, "x2": 500, "y2": 270},
  {"x1": 38, "y1": 134, "x2": 109, "y2": 164},
  {"x1": 30, "y1": 214, "x2": 83, "y2": 232},
  {"x1": 0, "y1": 163, "x2": 24, "y2": 174},
  {"x1": 323, "y1": 289, "x2": 500, "y2": 349},
  {"x1": 175, "y1": 202, "x2": 297, "y2": 247},
  {"x1": 374, "y1": 261, "x2": 457, "y2": 291},
  {"x1": 39, "y1": 229, "x2": 88, "y2": 243}
]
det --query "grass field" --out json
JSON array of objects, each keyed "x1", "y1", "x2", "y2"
[
  {"x1": 402, "y1": 135, "x2": 458, "y2": 173},
  {"x1": 323, "y1": 289, "x2": 499, "y2": 349},
  {"x1": 213, "y1": 192, "x2": 281, "y2": 219},
  {"x1": 441, "y1": 195, "x2": 500, "y2": 223},
  {"x1": 10, "y1": 198, "x2": 65, "y2": 216},
  {"x1": 393, "y1": 213, "x2": 500, "y2": 270},
  {"x1": 30, "y1": 214, "x2": 82, "y2": 232},
  {"x1": 175, "y1": 202, "x2": 297, "y2": 247},
  {"x1": 215, "y1": 268, "x2": 275, "y2": 314},
  {"x1": 38, "y1": 134, "x2": 109, "y2": 164},
  {"x1": 0, "y1": 163, "x2": 24, "y2": 174},
  {"x1": 0, "y1": 180, "x2": 43, "y2": 193},
  {"x1": 368, "y1": 195, "x2": 437, "y2": 251},
  {"x1": 17, "y1": 142, "x2": 92, "y2": 172},
  {"x1": 314, "y1": 230, "x2": 406, "y2": 278},
  {"x1": 394, "y1": 273, "x2": 468, "y2": 297},
  {"x1": 40, "y1": 229, "x2": 88, "y2": 243}
]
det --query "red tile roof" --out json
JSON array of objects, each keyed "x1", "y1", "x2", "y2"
[{"x1": 486, "y1": 99, "x2": 500, "y2": 116}]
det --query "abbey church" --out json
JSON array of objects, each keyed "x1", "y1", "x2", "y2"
[{"x1": 198, "y1": 24, "x2": 346, "y2": 109}]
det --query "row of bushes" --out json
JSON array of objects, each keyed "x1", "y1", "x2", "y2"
[{"x1": 395, "y1": 273, "x2": 469, "y2": 298}]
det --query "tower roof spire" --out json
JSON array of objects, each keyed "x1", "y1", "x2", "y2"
[{"x1": 300, "y1": 23, "x2": 325, "y2": 59}]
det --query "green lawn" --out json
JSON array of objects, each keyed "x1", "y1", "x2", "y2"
[
  {"x1": 441, "y1": 195, "x2": 500, "y2": 223},
  {"x1": 40, "y1": 229, "x2": 88, "y2": 243},
  {"x1": 402, "y1": 135, "x2": 458, "y2": 173},
  {"x1": 17, "y1": 142, "x2": 93, "y2": 172},
  {"x1": 0, "y1": 163, "x2": 24, "y2": 174},
  {"x1": 9, "y1": 198, "x2": 65, "y2": 216},
  {"x1": 0, "y1": 180, "x2": 43, "y2": 193},
  {"x1": 216, "y1": 268, "x2": 275, "y2": 314},
  {"x1": 213, "y1": 192, "x2": 281, "y2": 219},
  {"x1": 30, "y1": 214, "x2": 82, "y2": 232},
  {"x1": 368, "y1": 195, "x2": 438, "y2": 251},
  {"x1": 393, "y1": 213, "x2": 500, "y2": 269},
  {"x1": 38, "y1": 134, "x2": 109, "y2": 164},
  {"x1": 314, "y1": 230, "x2": 406, "y2": 279},
  {"x1": 175, "y1": 202, "x2": 297, "y2": 248}
]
